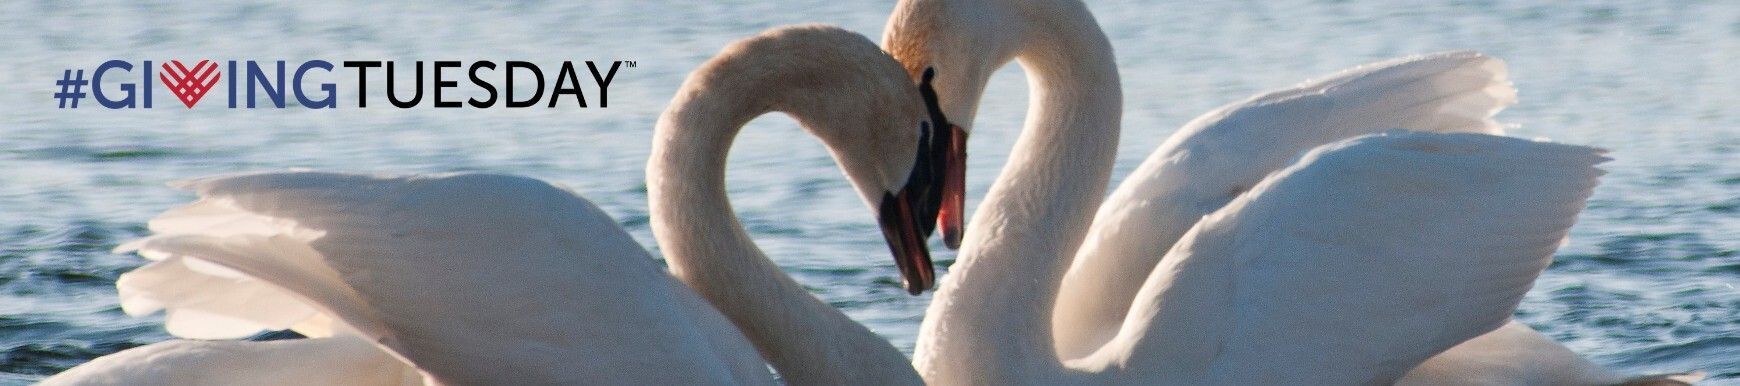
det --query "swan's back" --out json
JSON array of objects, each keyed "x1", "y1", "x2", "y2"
[
  {"x1": 112, "y1": 172, "x2": 771, "y2": 385},
  {"x1": 1399, "y1": 320, "x2": 1707, "y2": 386},
  {"x1": 41, "y1": 336, "x2": 422, "y2": 386}
]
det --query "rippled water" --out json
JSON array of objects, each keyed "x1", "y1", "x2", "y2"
[{"x1": 2, "y1": 0, "x2": 1736, "y2": 383}]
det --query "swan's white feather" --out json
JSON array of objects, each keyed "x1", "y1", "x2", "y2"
[
  {"x1": 1092, "y1": 132, "x2": 1605, "y2": 384},
  {"x1": 117, "y1": 255, "x2": 322, "y2": 339},
  {"x1": 1057, "y1": 50, "x2": 1521, "y2": 359},
  {"x1": 106, "y1": 171, "x2": 773, "y2": 385},
  {"x1": 39, "y1": 336, "x2": 424, "y2": 386},
  {"x1": 1400, "y1": 320, "x2": 1707, "y2": 386}
]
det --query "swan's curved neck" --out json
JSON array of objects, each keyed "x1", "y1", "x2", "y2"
[
  {"x1": 915, "y1": 1, "x2": 1122, "y2": 382},
  {"x1": 648, "y1": 85, "x2": 918, "y2": 384}
]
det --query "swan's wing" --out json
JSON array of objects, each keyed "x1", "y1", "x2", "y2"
[
  {"x1": 115, "y1": 172, "x2": 772, "y2": 385},
  {"x1": 1398, "y1": 319, "x2": 1620, "y2": 385},
  {"x1": 1399, "y1": 319, "x2": 1707, "y2": 386},
  {"x1": 1056, "y1": 51, "x2": 1519, "y2": 357},
  {"x1": 1093, "y1": 132, "x2": 1605, "y2": 385},
  {"x1": 40, "y1": 336, "x2": 424, "y2": 386}
]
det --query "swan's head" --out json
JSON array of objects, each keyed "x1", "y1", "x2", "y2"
[
  {"x1": 682, "y1": 25, "x2": 945, "y2": 293},
  {"x1": 883, "y1": 0, "x2": 1026, "y2": 249},
  {"x1": 883, "y1": 0, "x2": 1025, "y2": 132}
]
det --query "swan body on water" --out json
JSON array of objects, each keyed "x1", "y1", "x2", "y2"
[{"x1": 44, "y1": 25, "x2": 939, "y2": 385}]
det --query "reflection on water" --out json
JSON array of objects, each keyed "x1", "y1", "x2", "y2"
[{"x1": 1, "y1": 0, "x2": 1736, "y2": 383}]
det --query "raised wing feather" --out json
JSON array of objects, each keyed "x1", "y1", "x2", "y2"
[
  {"x1": 1055, "y1": 51, "x2": 1520, "y2": 358},
  {"x1": 1092, "y1": 132, "x2": 1605, "y2": 384},
  {"x1": 114, "y1": 172, "x2": 771, "y2": 385}
]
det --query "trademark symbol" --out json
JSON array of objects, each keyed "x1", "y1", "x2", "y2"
[{"x1": 623, "y1": 61, "x2": 637, "y2": 68}]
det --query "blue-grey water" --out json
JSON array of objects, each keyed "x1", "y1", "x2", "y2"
[{"x1": 1, "y1": 0, "x2": 1736, "y2": 383}]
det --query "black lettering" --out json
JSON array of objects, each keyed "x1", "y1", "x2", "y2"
[
  {"x1": 505, "y1": 61, "x2": 543, "y2": 108},
  {"x1": 587, "y1": 61, "x2": 622, "y2": 108},
  {"x1": 468, "y1": 61, "x2": 498, "y2": 108},
  {"x1": 432, "y1": 61, "x2": 461, "y2": 108},
  {"x1": 343, "y1": 61, "x2": 381, "y2": 108},
  {"x1": 547, "y1": 61, "x2": 586, "y2": 108},
  {"x1": 386, "y1": 61, "x2": 423, "y2": 108}
]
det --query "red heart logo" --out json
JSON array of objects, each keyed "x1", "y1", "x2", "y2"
[{"x1": 159, "y1": 60, "x2": 220, "y2": 108}]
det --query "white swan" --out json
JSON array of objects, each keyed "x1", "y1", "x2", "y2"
[
  {"x1": 880, "y1": 0, "x2": 1679, "y2": 384},
  {"x1": 45, "y1": 25, "x2": 936, "y2": 385}
]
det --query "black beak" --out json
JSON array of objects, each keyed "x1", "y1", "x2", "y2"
[
  {"x1": 878, "y1": 67, "x2": 965, "y2": 295},
  {"x1": 919, "y1": 68, "x2": 968, "y2": 249},
  {"x1": 878, "y1": 109, "x2": 951, "y2": 295},
  {"x1": 878, "y1": 188, "x2": 935, "y2": 295}
]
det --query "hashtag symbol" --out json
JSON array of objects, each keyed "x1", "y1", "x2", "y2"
[{"x1": 54, "y1": 69, "x2": 88, "y2": 109}]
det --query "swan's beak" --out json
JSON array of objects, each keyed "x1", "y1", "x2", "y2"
[
  {"x1": 879, "y1": 189, "x2": 935, "y2": 295},
  {"x1": 937, "y1": 124, "x2": 967, "y2": 249},
  {"x1": 919, "y1": 68, "x2": 968, "y2": 249}
]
